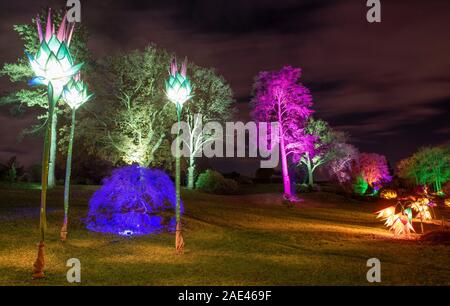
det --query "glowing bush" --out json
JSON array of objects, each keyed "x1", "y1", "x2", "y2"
[
  {"x1": 86, "y1": 165, "x2": 182, "y2": 236},
  {"x1": 380, "y1": 189, "x2": 398, "y2": 200},
  {"x1": 353, "y1": 175, "x2": 369, "y2": 196},
  {"x1": 196, "y1": 170, "x2": 238, "y2": 195}
]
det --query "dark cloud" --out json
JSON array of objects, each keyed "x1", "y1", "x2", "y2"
[{"x1": 170, "y1": 0, "x2": 332, "y2": 34}]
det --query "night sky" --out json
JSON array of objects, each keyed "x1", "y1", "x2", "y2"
[{"x1": 0, "y1": 0, "x2": 449, "y2": 176}]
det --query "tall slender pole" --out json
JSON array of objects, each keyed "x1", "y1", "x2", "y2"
[
  {"x1": 175, "y1": 104, "x2": 184, "y2": 254},
  {"x1": 176, "y1": 105, "x2": 181, "y2": 221},
  {"x1": 61, "y1": 109, "x2": 76, "y2": 241},
  {"x1": 48, "y1": 109, "x2": 58, "y2": 189},
  {"x1": 33, "y1": 84, "x2": 57, "y2": 279}
]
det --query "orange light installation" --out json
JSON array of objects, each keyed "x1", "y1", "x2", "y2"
[{"x1": 380, "y1": 189, "x2": 398, "y2": 200}]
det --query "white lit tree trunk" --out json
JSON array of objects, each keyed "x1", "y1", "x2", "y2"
[
  {"x1": 187, "y1": 155, "x2": 195, "y2": 189},
  {"x1": 300, "y1": 152, "x2": 325, "y2": 187},
  {"x1": 277, "y1": 96, "x2": 291, "y2": 197},
  {"x1": 185, "y1": 113, "x2": 215, "y2": 189}
]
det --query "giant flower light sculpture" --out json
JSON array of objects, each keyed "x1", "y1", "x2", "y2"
[
  {"x1": 27, "y1": 9, "x2": 83, "y2": 279},
  {"x1": 165, "y1": 58, "x2": 193, "y2": 254},
  {"x1": 376, "y1": 206, "x2": 415, "y2": 236},
  {"x1": 62, "y1": 74, "x2": 93, "y2": 110},
  {"x1": 375, "y1": 193, "x2": 438, "y2": 236},
  {"x1": 60, "y1": 73, "x2": 93, "y2": 241},
  {"x1": 410, "y1": 198, "x2": 433, "y2": 233},
  {"x1": 165, "y1": 58, "x2": 193, "y2": 108},
  {"x1": 27, "y1": 10, "x2": 82, "y2": 94}
]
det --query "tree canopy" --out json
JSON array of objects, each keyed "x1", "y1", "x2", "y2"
[
  {"x1": 69, "y1": 45, "x2": 234, "y2": 170},
  {"x1": 251, "y1": 66, "x2": 313, "y2": 196},
  {"x1": 397, "y1": 146, "x2": 450, "y2": 193}
]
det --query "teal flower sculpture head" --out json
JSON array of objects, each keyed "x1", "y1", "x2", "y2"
[
  {"x1": 26, "y1": 9, "x2": 83, "y2": 96},
  {"x1": 165, "y1": 58, "x2": 193, "y2": 107},
  {"x1": 62, "y1": 73, "x2": 94, "y2": 110}
]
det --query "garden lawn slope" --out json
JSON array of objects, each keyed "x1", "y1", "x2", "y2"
[{"x1": 0, "y1": 184, "x2": 448, "y2": 285}]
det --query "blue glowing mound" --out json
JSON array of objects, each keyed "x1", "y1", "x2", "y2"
[{"x1": 86, "y1": 165, "x2": 182, "y2": 236}]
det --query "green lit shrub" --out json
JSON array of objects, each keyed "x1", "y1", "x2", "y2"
[
  {"x1": 195, "y1": 170, "x2": 238, "y2": 194},
  {"x1": 353, "y1": 175, "x2": 369, "y2": 196}
]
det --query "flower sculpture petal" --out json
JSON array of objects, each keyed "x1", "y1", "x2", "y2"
[
  {"x1": 165, "y1": 58, "x2": 193, "y2": 107},
  {"x1": 410, "y1": 198, "x2": 433, "y2": 221},
  {"x1": 27, "y1": 9, "x2": 82, "y2": 96},
  {"x1": 376, "y1": 206, "x2": 396, "y2": 220},
  {"x1": 62, "y1": 74, "x2": 94, "y2": 110},
  {"x1": 376, "y1": 206, "x2": 415, "y2": 236},
  {"x1": 391, "y1": 215, "x2": 415, "y2": 236}
]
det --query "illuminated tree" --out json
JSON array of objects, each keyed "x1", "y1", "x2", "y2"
[
  {"x1": 0, "y1": 9, "x2": 89, "y2": 188},
  {"x1": 398, "y1": 146, "x2": 450, "y2": 194},
  {"x1": 357, "y1": 153, "x2": 391, "y2": 192},
  {"x1": 183, "y1": 68, "x2": 234, "y2": 189},
  {"x1": 73, "y1": 47, "x2": 173, "y2": 168},
  {"x1": 72, "y1": 46, "x2": 232, "y2": 173},
  {"x1": 397, "y1": 155, "x2": 421, "y2": 186},
  {"x1": 328, "y1": 143, "x2": 359, "y2": 184},
  {"x1": 251, "y1": 66, "x2": 313, "y2": 197},
  {"x1": 26, "y1": 8, "x2": 83, "y2": 278},
  {"x1": 292, "y1": 118, "x2": 345, "y2": 187},
  {"x1": 59, "y1": 73, "x2": 93, "y2": 241},
  {"x1": 165, "y1": 57, "x2": 193, "y2": 254}
]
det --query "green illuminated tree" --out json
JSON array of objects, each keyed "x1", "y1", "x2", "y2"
[
  {"x1": 72, "y1": 46, "x2": 173, "y2": 168},
  {"x1": 398, "y1": 146, "x2": 450, "y2": 193},
  {"x1": 397, "y1": 155, "x2": 421, "y2": 186},
  {"x1": 0, "y1": 9, "x2": 90, "y2": 188},
  {"x1": 295, "y1": 118, "x2": 345, "y2": 187},
  {"x1": 72, "y1": 45, "x2": 233, "y2": 172}
]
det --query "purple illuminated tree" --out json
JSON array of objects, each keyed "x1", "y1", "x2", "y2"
[{"x1": 251, "y1": 66, "x2": 313, "y2": 197}]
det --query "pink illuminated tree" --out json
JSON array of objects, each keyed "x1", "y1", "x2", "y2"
[
  {"x1": 251, "y1": 66, "x2": 313, "y2": 197},
  {"x1": 358, "y1": 153, "x2": 392, "y2": 189}
]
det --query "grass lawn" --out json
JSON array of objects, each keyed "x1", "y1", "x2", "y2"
[{"x1": 0, "y1": 184, "x2": 448, "y2": 286}]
